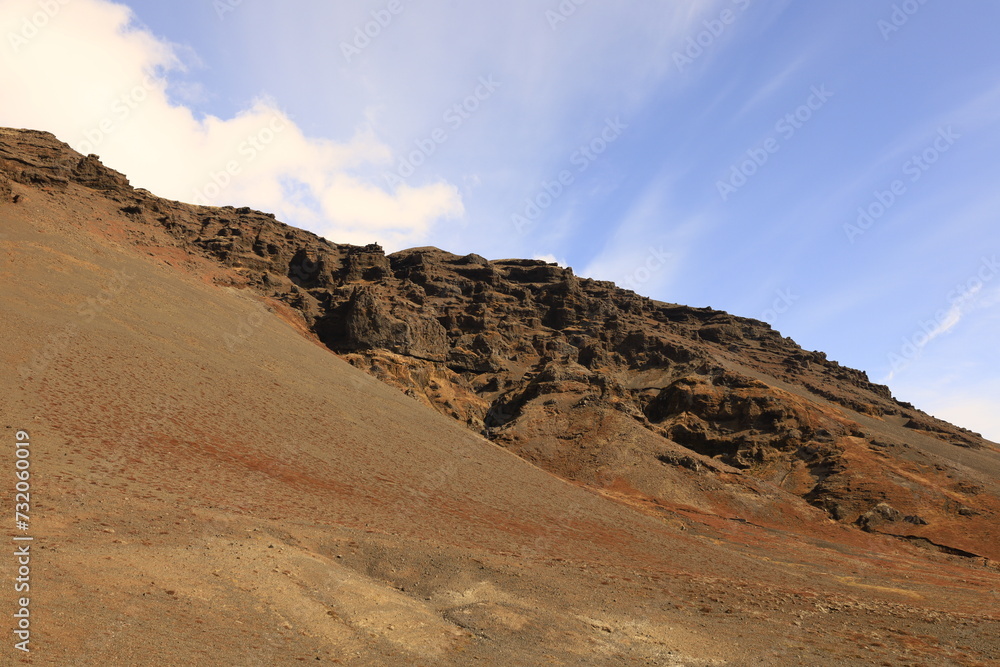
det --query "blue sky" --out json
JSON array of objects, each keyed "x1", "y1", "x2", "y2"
[{"x1": 2, "y1": 0, "x2": 998, "y2": 441}]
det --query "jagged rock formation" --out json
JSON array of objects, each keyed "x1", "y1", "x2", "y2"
[{"x1": 3, "y1": 127, "x2": 999, "y2": 564}]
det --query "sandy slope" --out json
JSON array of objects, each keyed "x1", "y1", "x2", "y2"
[{"x1": 1, "y1": 154, "x2": 1000, "y2": 665}]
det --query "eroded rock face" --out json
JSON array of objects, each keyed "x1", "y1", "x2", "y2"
[
  {"x1": 324, "y1": 286, "x2": 449, "y2": 362},
  {"x1": 3, "y1": 128, "x2": 998, "y2": 561}
]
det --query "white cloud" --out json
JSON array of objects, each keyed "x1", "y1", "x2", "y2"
[
  {"x1": 0, "y1": 0, "x2": 463, "y2": 248},
  {"x1": 884, "y1": 283, "x2": 998, "y2": 383},
  {"x1": 930, "y1": 303, "x2": 964, "y2": 338},
  {"x1": 227, "y1": 1, "x2": 741, "y2": 256},
  {"x1": 532, "y1": 254, "x2": 567, "y2": 267}
]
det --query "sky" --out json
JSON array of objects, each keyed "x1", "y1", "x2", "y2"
[{"x1": 1, "y1": 0, "x2": 998, "y2": 441}]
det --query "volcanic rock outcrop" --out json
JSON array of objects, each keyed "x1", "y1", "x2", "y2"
[
  {"x1": 4, "y1": 128, "x2": 999, "y2": 564},
  {"x1": 7, "y1": 127, "x2": 1000, "y2": 664}
]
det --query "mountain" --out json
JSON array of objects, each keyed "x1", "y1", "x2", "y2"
[{"x1": 2, "y1": 127, "x2": 999, "y2": 665}]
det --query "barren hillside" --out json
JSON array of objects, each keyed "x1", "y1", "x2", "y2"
[{"x1": 2, "y1": 128, "x2": 999, "y2": 665}]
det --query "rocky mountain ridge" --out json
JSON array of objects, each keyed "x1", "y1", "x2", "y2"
[{"x1": 3, "y1": 127, "x2": 998, "y2": 563}]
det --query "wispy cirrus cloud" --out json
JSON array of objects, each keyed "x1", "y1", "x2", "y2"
[{"x1": 0, "y1": 0, "x2": 463, "y2": 247}]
